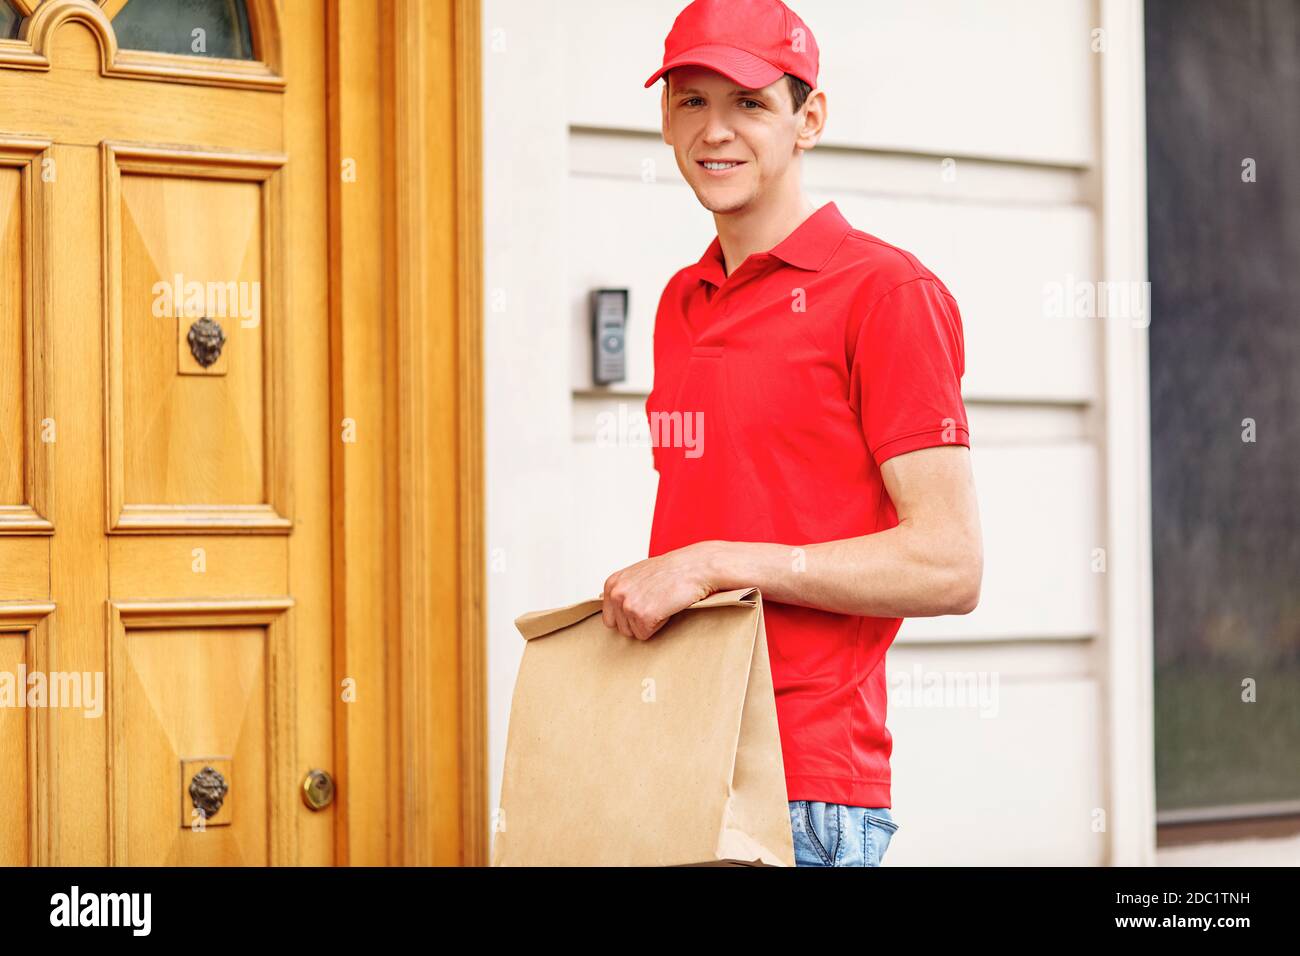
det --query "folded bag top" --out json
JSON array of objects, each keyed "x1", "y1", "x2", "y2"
[
  {"x1": 494, "y1": 585, "x2": 794, "y2": 867},
  {"x1": 513, "y1": 585, "x2": 761, "y2": 641}
]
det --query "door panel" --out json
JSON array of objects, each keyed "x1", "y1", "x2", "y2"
[
  {"x1": 120, "y1": 624, "x2": 269, "y2": 865},
  {"x1": 0, "y1": 137, "x2": 52, "y2": 536},
  {"x1": 119, "y1": 173, "x2": 267, "y2": 506},
  {"x1": 0, "y1": 606, "x2": 50, "y2": 866},
  {"x1": 104, "y1": 143, "x2": 290, "y2": 531},
  {"x1": 0, "y1": 628, "x2": 29, "y2": 862},
  {"x1": 0, "y1": 164, "x2": 23, "y2": 505},
  {"x1": 108, "y1": 599, "x2": 295, "y2": 865}
]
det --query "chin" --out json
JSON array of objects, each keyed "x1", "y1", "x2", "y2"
[{"x1": 694, "y1": 186, "x2": 754, "y2": 215}]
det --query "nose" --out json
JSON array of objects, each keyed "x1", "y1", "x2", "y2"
[{"x1": 701, "y1": 108, "x2": 735, "y2": 146}]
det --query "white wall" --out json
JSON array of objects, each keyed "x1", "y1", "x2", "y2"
[{"x1": 484, "y1": 0, "x2": 1127, "y2": 865}]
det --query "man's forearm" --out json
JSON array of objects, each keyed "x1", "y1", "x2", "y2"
[{"x1": 701, "y1": 521, "x2": 980, "y2": 619}]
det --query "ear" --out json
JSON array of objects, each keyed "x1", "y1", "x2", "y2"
[
  {"x1": 660, "y1": 81, "x2": 673, "y2": 145},
  {"x1": 794, "y1": 87, "x2": 827, "y2": 152}
]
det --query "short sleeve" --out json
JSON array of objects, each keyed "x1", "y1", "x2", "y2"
[{"x1": 848, "y1": 277, "x2": 970, "y2": 467}]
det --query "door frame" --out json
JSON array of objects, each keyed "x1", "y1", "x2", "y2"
[
  {"x1": 1097, "y1": 0, "x2": 1156, "y2": 867},
  {"x1": 325, "y1": 0, "x2": 486, "y2": 866}
]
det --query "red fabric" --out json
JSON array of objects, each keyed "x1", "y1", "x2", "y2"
[
  {"x1": 646, "y1": 201, "x2": 970, "y2": 807},
  {"x1": 643, "y1": 0, "x2": 820, "y2": 90}
]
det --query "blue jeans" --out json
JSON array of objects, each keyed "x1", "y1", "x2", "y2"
[{"x1": 788, "y1": 801, "x2": 899, "y2": 867}]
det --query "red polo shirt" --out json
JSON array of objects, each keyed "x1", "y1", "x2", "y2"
[{"x1": 645, "y1": 200, "x2": 970, "y2": 808}]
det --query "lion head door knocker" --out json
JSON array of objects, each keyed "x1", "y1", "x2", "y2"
[
  {"x1": 187, "y1": 316, "x2": 226, "y2": 369},
  {"x1": 189, "y1": 765, "x2": 229, "y2": 820}
]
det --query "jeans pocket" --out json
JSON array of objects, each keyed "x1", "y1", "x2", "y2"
[
  {"x1": 863, "y1": 809, "x2": 899, "y2": 866},
  {"x1": 790, "y1": 800, "x2": 840, "y2": 866}
]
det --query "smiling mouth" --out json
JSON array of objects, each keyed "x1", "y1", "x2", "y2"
[{"x1": 698, "y1": 160, "x2": 745, "y2": 174}]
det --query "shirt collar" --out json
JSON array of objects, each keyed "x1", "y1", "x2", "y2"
[{"x1": 684, "y1": 201, "x2": 852, "y2": 289}]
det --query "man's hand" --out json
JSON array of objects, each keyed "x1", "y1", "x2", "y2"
[{"x1": 601, "y1": 542, "x2": 721, "y2": 641}]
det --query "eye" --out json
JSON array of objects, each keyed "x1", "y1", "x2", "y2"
[
  {"x1": 738, "y1": 99, "x2": 763, "y2": 109},
  {"x1": 680, "y1": 96, "x2": 705, "y2": 107}
]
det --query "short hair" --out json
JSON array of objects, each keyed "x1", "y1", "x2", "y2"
[
  {"x1": 784, "y1": 75, "x2": 812, "y2": 112},
  {"x1": 665, "y1": 73, "x2": 813, "y2": 113}
]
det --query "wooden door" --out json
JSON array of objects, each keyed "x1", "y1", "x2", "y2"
[{"x1": 0, "y1": 0, "x2": 334, "y2": 865}]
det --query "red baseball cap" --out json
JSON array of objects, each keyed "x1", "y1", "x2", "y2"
[{"x1": 644, "y1": 0, "x2": 819, "y2": 92}]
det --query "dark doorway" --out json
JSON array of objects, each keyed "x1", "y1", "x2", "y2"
[{"x1": 1145, "y1": 0, "x2": 1300, "y2": 825}]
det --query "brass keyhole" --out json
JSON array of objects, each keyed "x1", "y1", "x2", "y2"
[{"x1": 301, "y1": 769, "x2": 335, "y2": 810}]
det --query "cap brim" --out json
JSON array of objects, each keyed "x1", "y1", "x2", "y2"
[{"x1": 644, "y1": 43, "x2": 785, "y2": 90}]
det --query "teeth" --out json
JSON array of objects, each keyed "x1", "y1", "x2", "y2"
[{"x1": 702, "y1": 161, "x2": 739, "y2": 170}]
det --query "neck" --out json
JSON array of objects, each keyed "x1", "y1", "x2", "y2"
[{"x1": 714, "y1": 179, "x2": 817, "y2": 277}]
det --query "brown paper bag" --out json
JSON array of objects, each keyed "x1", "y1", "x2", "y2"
[{"x1": 491, "y1": 586, "x2": 794, "y2": 867}]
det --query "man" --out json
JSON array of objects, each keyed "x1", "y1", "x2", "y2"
[{"x1": 600, "y1": 0, "x2": 983, "y2": 867}]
